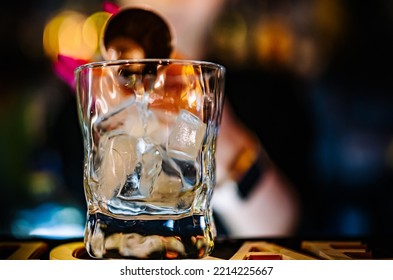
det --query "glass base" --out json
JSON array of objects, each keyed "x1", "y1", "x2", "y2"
[{"x1": 84, "y1": 212, "x2": 215, "y2": 259}]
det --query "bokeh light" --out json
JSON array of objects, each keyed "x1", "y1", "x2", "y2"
[
  {"x1": 253, "y1": 15, "x2": 294, "y2": 67},
  {"x1": 43, "y1": 10, "x2": 111, "y2": 63}
]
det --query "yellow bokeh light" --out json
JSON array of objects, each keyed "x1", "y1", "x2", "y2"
[
  {"x1": 43, "y1": 10, "x2": 111, "y2": 62},
  {"x1": 83, "y1": 12, "x2": 112, "y2": 60},
  {"x1": 43, "y1": 11, "x2": 71, "y2": 61},
  {"x1": 253, "y1": 16, "x2": 294, "y2": 67},
  {"x1": 57, "y1": 12, "x2": 85, "y2": 58}
]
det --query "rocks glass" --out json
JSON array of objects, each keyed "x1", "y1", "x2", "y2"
[{"x1": 75, "y1": 59, "x2": 225, "y2": 259}]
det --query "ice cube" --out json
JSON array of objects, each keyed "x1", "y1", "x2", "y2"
[
  {"x1": 118, "y1": 142, "x2": 162, "y2": 199},
  {"x1": 167, "y1": 110, "x2": 206, "y2": 160},
  {"x1": 94, "y1": 99, "x2": 144, "y2": 138},
  {"x1": 149, "y1": 154, "x2": 200, "y2": 201},
  {"x1": 147, "y1": 108, "x2": 177, "y2": 145},
  {"x1": 98, "y1": 132, "x2": 138, "y2": 200},
  {"x1": 172, "y1": 158, "x2": 199, "y2": 188},
  {"x1": 151, "y1": 157, "x2": 183, "y2": 200},
  {"x1": 117, "y1": 162, "x2": 143, "y2": 198},
  {"x1": 94, "y1": 97, "x2": 166, "y2": 145}
]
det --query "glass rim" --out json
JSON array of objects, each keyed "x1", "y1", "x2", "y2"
[{"x1": 74, "y1": 58, "x2": 225, "y2": 74}]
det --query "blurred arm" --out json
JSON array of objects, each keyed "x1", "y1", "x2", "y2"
[{"x1": 213, "y1": 103, "x2": 300, "y2": 238}]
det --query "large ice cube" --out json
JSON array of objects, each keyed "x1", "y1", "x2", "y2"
[
  {"x1": 147, "y1": 108, "x2": 177, "y2": 146},
  {"x1": 172, "y1": 158, "x2": 199, "y2": 189},
  {"x1": 118, "y1": 141, "x2": 162, "y2": 199},
  {"x1": 98, "y1": 132, "x2": 138, "y2": 200},
  {"x1": 94, "y1": 97, "x2": 168, "y2": 148},
  {"x1": 150, "y1": 157, "x2": 182, "y2": 200},
  {"x1": 94, "y1": 99, "x2": 148, "y2": 138},
  {"x1": 167, "y1": 110, "x2": 206, "y2": 160},
  {"x1": 149, "y1": 156, "x2": 200, "y2": 201}
]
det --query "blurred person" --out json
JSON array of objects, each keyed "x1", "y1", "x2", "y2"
[
  {"x1": 114, "y1": 0, "x2": 301, "y2": 237},
  {"x1": 209, "y1": 0, "x2": 393, "y2": 238}
]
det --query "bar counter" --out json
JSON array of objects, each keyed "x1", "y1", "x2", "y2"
[{"x1": 2, "y1": 236, "x2": 393, "y2": 260}]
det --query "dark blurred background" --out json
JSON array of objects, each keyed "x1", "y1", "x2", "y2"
[{"x1": 1, "y1": 0, "x2": 393, "y2": 240}]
